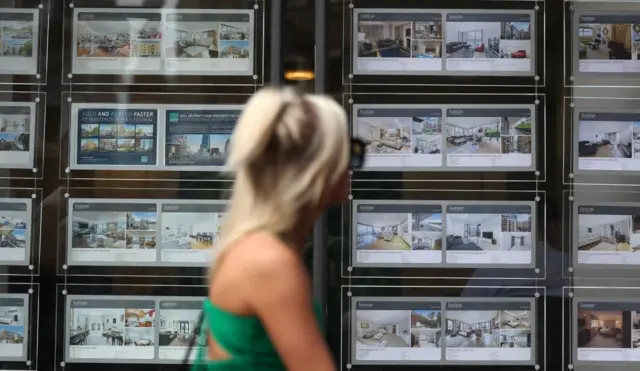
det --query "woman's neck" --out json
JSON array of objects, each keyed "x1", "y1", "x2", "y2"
[{"x1": 281, "y1": 207, "x2": 321, "y2": 254}]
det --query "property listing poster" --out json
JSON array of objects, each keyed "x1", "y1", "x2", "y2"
[
  {"x1": 158, "y1": 299, "x2": 205, "y2": 360},
  {"x1": 577, "y1": 14, "x2": 640, "y2": 74},
  {"x1": 67, "y1": 297, "x2": 156, "y2": 361},
  {"x1": 576, "y1": 204, "x2": 640, "y2": 266},
  {"x1": 0, "y1": 295, "x2": 28, "y2": 360},
  {"x1": 164, "y1": 11, "x2": 253, "y2": 75},
  {"x1": 160, "y1": 202, "x2": 225, "y2": 265},
  {"x1": 68, "y1": 201, "x2": 158, "y2": 264},
  {"x1": 0, "y1": 102, "x2": 35, "y2": 169},
  {"x1": 354, "y1": 202, "x2": 443, "y2": 265},
  {"x1": 575, "y1": 301, "x2": 640, "y2": 362},
  {"x1": 445, "y1": 203, "x2": 533, "y2": 265},
  {"x1": 73, "y1": 9, "x2": 254, "y2": 75},
  {"x1": 0, "y1": 10, "x2": 38, "y2": 75},
  {"x1": 0, "y1": 199, "x2": 30, "y2": 265},
  {"x1": 73, "y1": 107, "x2": 158, "y2": 168},
  {"x1": 576, "y1": 111, "x2": 640, "y2": 172},
  {"x1": 164, "y1": 108, "x2": 240, "y2": 169}
]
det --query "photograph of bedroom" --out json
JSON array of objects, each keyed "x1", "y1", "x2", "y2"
[
  {"x1": 71, "y1": 211, "x2": 126, "y2": 249},
  {"x1": 577, "y1": 214, "x2": 633, "y2": 252},
  {"x1": 158, "y1": 309, "x2": 200, "y2": 347},
  {"x1": 411, "y1": 212, "x2": 442, "y2": 251},
  {"x1": 445, "y1": 213, "x2": 501, "y2": 251},
  {"x1": 357, "y1": 117, "x2": 412, "y2": 155},
  {"x1": 445, "y1": 22, "x2": 500, "y2": 58},
  {"x1": 501, "y1": 116, "x2": 532, "y2": 136},
  {"x1": 411, "y1": 310, "x2": 441, "y2": 348},
  {"x1": 355, "y1": 213, "x2": 411, "y2": 250},
  {"x1": 160, "y1": 212, "x2": 218, "y2": 250},
  {"x1": 577, "y1": 310, "x2": 623, "y2": 348},
  {"x1": 501, "y1": 136, "x2": 532, "y2": 154},
  {"x1": 412, "y1": 116, "x2": 442, "y2": 155},
  {"x1": 357, "y1": 20, "x2": 412, "y2": 58},
  {"x1": 500, "y1": 310, "x2": 531, "y2": 329},
  {"x1": 633, "y1": 122, "x2": 640, "y2": 158},
  {"x1": 356, "y1": 310, "x2": 411, "y2": 348},
  {"x1": 0, "y1": 306, "x2": 23, "y2": 326},
  {"x1": 445, "y1": 311, "x2": 500, "y2": 348},
  {"x1": 446, "y1": 117, "x2": 501, "y2": 154},
  {"x1": 578, "y1": 121, "x2": 632, "y2": 159},
  {"x1": 578, "y1": 23, "x2": 632, "y2": 60},
  {"x1": 68, "y1": 308, "x2": 124, "y2": 346}
]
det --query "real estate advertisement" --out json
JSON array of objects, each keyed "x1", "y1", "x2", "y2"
[
  {"x1": 445, "y1": 301, "x2": 533, "y2": 362},
  {"x1": 0, "y1": 295, "x2": 28, "y2": 361},
  {"x1": 576, "y1": 204, "x2": 640, "y2": 266},
  {"x1": 576, "y1": 111, "x2": 640, "y2": 172},
  {"x1": 354, "y1": 11, "x2": 444, "y2": 74},
  {"x1": 0, "y1": 10, "x2": 39, "y2": 75},
  {"x1": 353, "y1": 300, "x2": 442, "y2": 362},
  {"x1": 68, "y1": 200, "x2": 158, "y2": 264},
  {"x1": 160, "y1": 202, "x2": 225, "y2": 265},
  {"x1": 445, "y1": 13, "x2": 533, "y2": 73},
  {"x1": 67, "y1": 297, "x2": 156, "y2": 362},
  {"x1": 353, "y1": 202, "x2": 443, "y2": 266},
  {"x1": 158, "y1": 299, "x2": 205, "y2": 361},
  {"x1": 576, "y1": 14, "x2": 640, "y2": 74},
  {"x1": 72, "y1": 106, "x2": 158, "y2": 169},
  {"x1": 445, "y1": 203, "x2": 534, "y2": 266},
  {"x1": 73, "y1": 9, "x2": 163, "y2": 74},
  {"x1": 354, "y1": 106, "x2": 443, "y2": 169},
  {"x1": 575, "y1": 301, "x2": 640, "y2": 362},
  {"x1": 164, "y1": 11, "x2": 253, "y2": 75},
  {"x1": 0, "y1": 103, "x2": 35, "y2": 169},
  {"x1": 164, "y1": 108, "x2": 241, "y2": 169},
  {"x1": 0, "y1": 199, "x2": 31, "y2": 265},
  {"x1": 446, "y1": 107, "x2": 533, "y2": 168}
]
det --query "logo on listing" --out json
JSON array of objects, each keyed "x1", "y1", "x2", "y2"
[
  {"x1": 579, "y1": 113, "x2": 596, "y2": 119},
  {"x1": 447, "y1": 303, "x2": 463, "y2": 309},
  {"x1": 358, "y1": 205, "x2": 375, "y2": 212},
  {"x1": 579, "y1": 303, "x2": 596, "y2": 309},
  {"x1": 579, "y1": 207, "x2": 595, "y2": 213},
  {"x1": 360, "y1": 14, "x2": 375, "y2": 19},
  {"x1": 359, "y1": 110, "x2": 375, "y2": 116},
  {"x1": 448, "y1": 206, "x2": 465, "y2": 213},
  {"x1": 357, "y1": 302, "x2": 374, "y2": 309},
  {"x1": 448, "y1": 109, "x2": 465, "y2": 116},
  {"x1": 580, "y1": 16, "x2": 596, "y2": 22},
  {"x1": 169, "y1": 112, "x2": 180, "y2": 122},
  {"x1": 74, "y1": 203, "x2": 90, "y2": 210}
]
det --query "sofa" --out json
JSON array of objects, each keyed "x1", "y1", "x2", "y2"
[
  {"x1": 446, "y1": 42, "x2": 468, "y2": 55},
  {"x1": 578, "y1": 141, "x2": 598, "y2": 156},
  {"x1": 446, "y1": 235, "x2": 482, "y2": 251}
]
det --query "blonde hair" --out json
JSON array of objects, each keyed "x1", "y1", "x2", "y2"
[{"x1": 212, "y1": 87, "x2": 350, "y2": 271}]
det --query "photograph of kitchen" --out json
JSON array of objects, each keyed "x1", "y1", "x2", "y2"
[
  {"x1": 411, "y1": 310, "x2": 441, "y2": 348},
  {"x1": 578, "y1": 120, "x2": 633, "y2": 159},
  {"x1": 445, "y1": 213, "x2": 502, "y2": 251},
  {"x1": 577, "y1": 310, "x2": 623, "y2": 348},
  {"x1": 355, "y1": 310, "x2": 411, "y2": 348},
  {"x1": 578, "y1": 23, "x2": 632, "y2": 61},
  {"x1": 164, "y1": 21, "x2": 219, "y2": 59},
  {"x1": 160, "y1": 211, "x2": 219, "y2": 250},
  {"x1": 355, "y1": 213, "x2": 411, "y2": 251},
  {"x1": 446, "y1": 117, "x2": 501, "y2": 154},
  {"x1": 158, "y1": 309, "x2": 200, "y2": 347},
  {"x1": 577, "y1": 214, "x2": 636, "y2": 252},
  {"x1": 68, "y1": 308, "x2": 125, "y2": 346},
  {"x1": 357, "y1": 117, "x2": 412, "y2": 155},
  {"x1": 412, "y1": 116, "x2": 442, "y2": 155}
]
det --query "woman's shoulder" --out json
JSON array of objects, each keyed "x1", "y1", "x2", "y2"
[{"x1": 221, "y1": 232, "x2": 303, "y2": 278}]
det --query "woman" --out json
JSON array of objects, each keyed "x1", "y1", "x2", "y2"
[{"x1": 194, "y1": 87, "x2": 362, "y2": 370}]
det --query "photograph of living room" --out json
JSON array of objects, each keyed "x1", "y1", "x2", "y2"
[
  {"x1": 412, "y1": 212, "x2": 443, "y2": 232},
  {"x1": 446, "y1": 117, "x2": 501, "y2": 154},
  {"x1": 357, "y1": 20, "x2": 412, "y2": 58},
  {"x1": 501, "y1": 116, "x2": 532, "y2": 135},
  {"x1": 501, "y1": 214, "x2": 532, "y2": 233},
  {"x1": 357, "y1": 117, "x2": 412, "y2": 155},
  {"x1": 411, "y1": 310, "x2": 441, "y2": 348},
  {"x1": 445, "y1": 311, "x2": 500, "y2": 348},
  {"x1": 578, "y1": 23, "x2": 632, "y2": 60},
  {"x1": 445, "y1": 22, "x2": 501, "y2": 58},
  {"x1": 355, "y1": 310, "x2": 411, "y2": 348},
  {"x1": 68, "y1": 308, "x2": 125, "y2": 346},
  {"x1": 578, "y1": 214, "x2": 633, "y2": 252},
  {"x1": 501, "y1": 136, "x2": 532, "y2": 154},
  {"x1": 631, "y1": 311, "x2": 640, "y2": 348},
  {"x1": 577, "y1": 310, "x2": 623, "y2": 348},
  {"x1": 499, "y1": 329, "x2": 531, "y2": 348},
  {"x1": 355, "y1": 213, "x2": 410, "y2": 250},
  {"x1": 0, "y1": 209, "x2": 27, "y2": 249},
  {"x1": 161, "y1": 211, "x2": 218, "y2": 250},
  {"x1": 412, "y1": 117, "x2": 442, "y2": 155},
  {"x1": 578, "y1": 121, "x2": 633, "y2": 159},
  {"x1": 71, "y1": 211, "x2": 126, "y2": 249},
  {"x1": 445, "y1": 213, "x2": 501, "y2": 251},
  {"x1": 159, "y1": 309, "x2": 200, "y2": 347},
  {"x1": 165, "y1": 21, "x2": 219, "y2": 59}
]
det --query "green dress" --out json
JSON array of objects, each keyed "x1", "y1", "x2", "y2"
[{"x1": 192, "y1": 300, "x2": 324, "y2": 370}]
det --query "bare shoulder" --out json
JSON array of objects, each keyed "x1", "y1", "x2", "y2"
[{"x1": 233, "y1": 232, "x2": 305, "y2": 277}]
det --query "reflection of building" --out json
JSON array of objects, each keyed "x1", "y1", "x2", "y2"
[
  {"x1": 220, "y1": 44, "x2": 249, "y2": 58},
  {"x1": 501, "y1": 214, "x2": 531, "y2": 232},
  {"x1": 133, "y1": 42, "x2": 161, "y2": 57},
  {"x1": 0, "y1": 329, "x2": 23, "y2": 344},
  {"x1": 81, "y1": 140, "x2": 97, "y2": 151},
  {"x1": 220, "y1": 24, "x2": 249, "y2": 40},
  {"x1": 502, "y1": 22, "x2": 531, "y2": 40}
]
